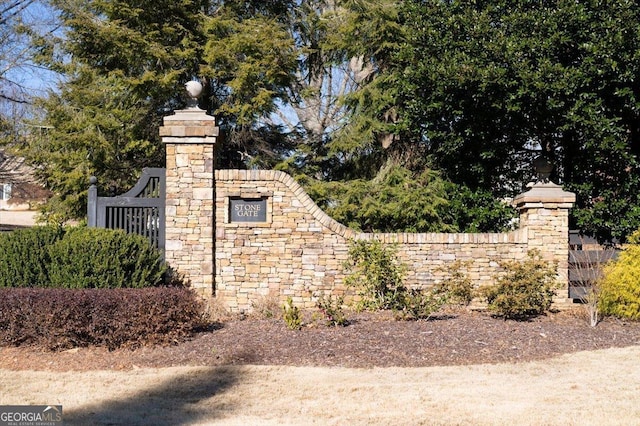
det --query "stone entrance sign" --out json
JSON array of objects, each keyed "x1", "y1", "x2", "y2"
[
  {"x1": 159, "y1": 81, "x2": 577, "y2": 312},
  {"x1": 229, "y1": 197, "x2": 267, "y2": 222}
]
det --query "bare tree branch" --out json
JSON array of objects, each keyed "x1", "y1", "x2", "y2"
[{"x1": 0, "y1": 0, "x2": 34, "y2": 26}]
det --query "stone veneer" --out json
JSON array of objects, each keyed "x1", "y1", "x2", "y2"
[
  {"x1": 215, "y1": 170, "x2": 575, "y2": 312},
  {"x1": 160, "y1": 108, "x2": 218, "y2": 296},
  {"x1": 161, "y1": 107, "x2": 576, "y2": 312}
]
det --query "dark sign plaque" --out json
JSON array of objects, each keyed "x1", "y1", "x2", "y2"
[{"x1": 229, "y1": 197, "x2": 267, "y2": 222}]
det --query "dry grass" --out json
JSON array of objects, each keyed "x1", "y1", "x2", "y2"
[
  {"x1": 2, "y1": 346, "x2": 639, "y2": 425},
  {"x1": 249, "y1": 292, "x2": 281, "y2": 319}
]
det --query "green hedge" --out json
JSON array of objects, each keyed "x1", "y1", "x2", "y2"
[
  {"x1": 0, "y1": 226, "x2": 167, "y2": 288},
  {"x1": 48, "y1": 227, "x2": 166, "y2": 288},
  {"x1": 0, "y1": 226, "x2": 65, "y2": 287}
]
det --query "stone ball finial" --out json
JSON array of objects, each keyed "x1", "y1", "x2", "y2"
[{"x1": 185, "y1": 80, "x2": 203, "y2": 109}]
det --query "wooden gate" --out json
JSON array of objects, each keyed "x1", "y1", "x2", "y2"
[
  {"x1": 568, "y1": 231, "x2": 618, "y2": 299},
  {"x1": 87, "y1": 168, "x2": 166, "y2": 251}
]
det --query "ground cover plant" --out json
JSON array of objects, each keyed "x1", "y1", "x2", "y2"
[{"x1": 0, "y1": 287, "x2": 210, "y2": 350}]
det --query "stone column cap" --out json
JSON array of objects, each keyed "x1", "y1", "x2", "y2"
[
  {"x1": 160, "y1": 108, "x2": 219, "y2": 142},
  {"x1": 513, "y1": 182, "x2": 576, "y2": 209},
  {"x1": 162, "y1": 108, "x2": 216, "y2": 122}
]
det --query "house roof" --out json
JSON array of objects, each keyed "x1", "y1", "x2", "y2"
[{"x1": 0, "y1": 149, "x2": 39, "y2": 185}]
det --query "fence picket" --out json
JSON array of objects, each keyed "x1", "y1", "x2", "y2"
[{"x1": 87, "y1": 168, "x2": 166, "y2": 252}]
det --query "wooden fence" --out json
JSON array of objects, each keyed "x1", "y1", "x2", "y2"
[{"x1": 568, "y1": 231, "x2": 618, "y2": 299}]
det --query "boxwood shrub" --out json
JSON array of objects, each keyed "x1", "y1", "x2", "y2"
[
  {"x1": 0, "y1": 226, "x2": 65, "y2": 287},
  {"x1": 47, "y1": 227, "x2": 166, "y2": 288},
  {"x1": 0, "y1": 226, "x2": 166, "y2": 288}
]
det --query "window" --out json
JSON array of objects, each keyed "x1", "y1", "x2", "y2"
[{"x1": 0, "y1": 183, "x2": 12, "y2": 201}]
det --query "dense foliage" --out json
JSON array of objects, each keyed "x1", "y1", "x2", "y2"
[
  {"x1": 0, "y1": 287, "x2": 209, "y2": 350},
  {"x1": 47, "y1": 227, "x2": 167, "y2": 289},
  {"x1": 17, "y1": 0, "x2": 391, "y2": 220},
  {"x1": 16, "y1": 0, "x2": 209, "y2": 220},
  {"x1": 10, "y1": 1, "x2": 640, "y2": 239},
  {"x1": 0, "y1": 226, "x2": 166, "y2": 288},
  {"x1": 305, "y1": 164, "x2": 516, "y2": 232},
  {"x1": 599, "y1": 230, "x2": 640, "y2": 320},
  {"x1": 393, "y1": 0, "x2": 640, "y2": 242},
  {"x1": 13, "y1": 0, "x2": 511, "y2": 233},
  {"x1": 0, "y1": 226, "x2": 65, "y2": 287}
]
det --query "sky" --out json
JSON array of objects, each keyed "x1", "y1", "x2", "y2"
[{"x1": 2, "y1": 1, "x2": 62, "y2": 101}]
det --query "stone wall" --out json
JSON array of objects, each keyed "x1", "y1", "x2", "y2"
[
  {"x1": 161, "y1": 106, "x2": 576, "y2": 313},
  {"x1": 214, "y1": 170, "x2": 574, "y2": 312}
]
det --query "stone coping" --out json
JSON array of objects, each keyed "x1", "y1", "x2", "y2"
[{"x1": 216, "y1": 169, "x2": 528, "y2": 244}]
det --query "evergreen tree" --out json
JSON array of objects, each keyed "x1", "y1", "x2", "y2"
[
  {"x1": 18, "y1": 0, "x2": 516, "y2": 232},
  {"x1": 392, "y1": 0, "x2": 640, "y2": 242},
  {"x1": 19, "y1": 0, "x2": 208, "y2": 220},
  {"x1": 21, "y1": 0, "x2": 425, "y2": 225}
]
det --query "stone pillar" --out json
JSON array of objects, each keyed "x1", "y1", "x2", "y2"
[
  {"x1": 513, "y1": 181, "x2": 576, "y2": 303},
  {"x1": 159, "y1": 91, "x2": 218, "y2": 297}
]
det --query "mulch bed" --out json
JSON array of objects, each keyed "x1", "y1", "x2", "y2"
[{"x1": 2, "y1": 308, "x2": 640, "y2": 372}]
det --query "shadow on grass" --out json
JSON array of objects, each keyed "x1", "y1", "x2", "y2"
[{"x1": 64, "y1": 366, "x2": 242, "y2": 425}]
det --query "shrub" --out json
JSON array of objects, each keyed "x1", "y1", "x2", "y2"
[
  {"x1": 315, "y1": 293, "x2": 349, "y2": 326},
  {"x1": 434, "y1": 260, "x2": 475, "y2": 306},
  {"x1": 0, "y1": 226, "x2": 167, "y2": 288},
  {"x1": 344, "y1": 239, "x2": 407, "y2": 311},
  {"x1": 394, "y1": 288, "x2": 448, "y2": 321},
  {"x1": 0, "y1": 226, "x2": 66, "y2": 287},
  {"x1": 599, "y1": 230, "x2": 640, "y2": 320},
  {"x1": 47, "y1": 227, "x2": 166, "y2": 288},
  {"x1": 282, "y1": 297, "x2": 302, "y2": 330},
  {"x1": 345, "y1": 239, "x2": 457, "y2": 320},
  {"x1": 481, "y1": 250, "x2": 558, "y2": 320},
  {"x1": 0, "y1": 287, "x2": 210, "y2": 350}
]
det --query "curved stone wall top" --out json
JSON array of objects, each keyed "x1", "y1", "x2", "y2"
[
  {"x1": 215, "y1": 169, "x2": 525, "y2": 245},
  {"x1": 216, "y1": 169, "x2": 355, "y2": 238}
]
